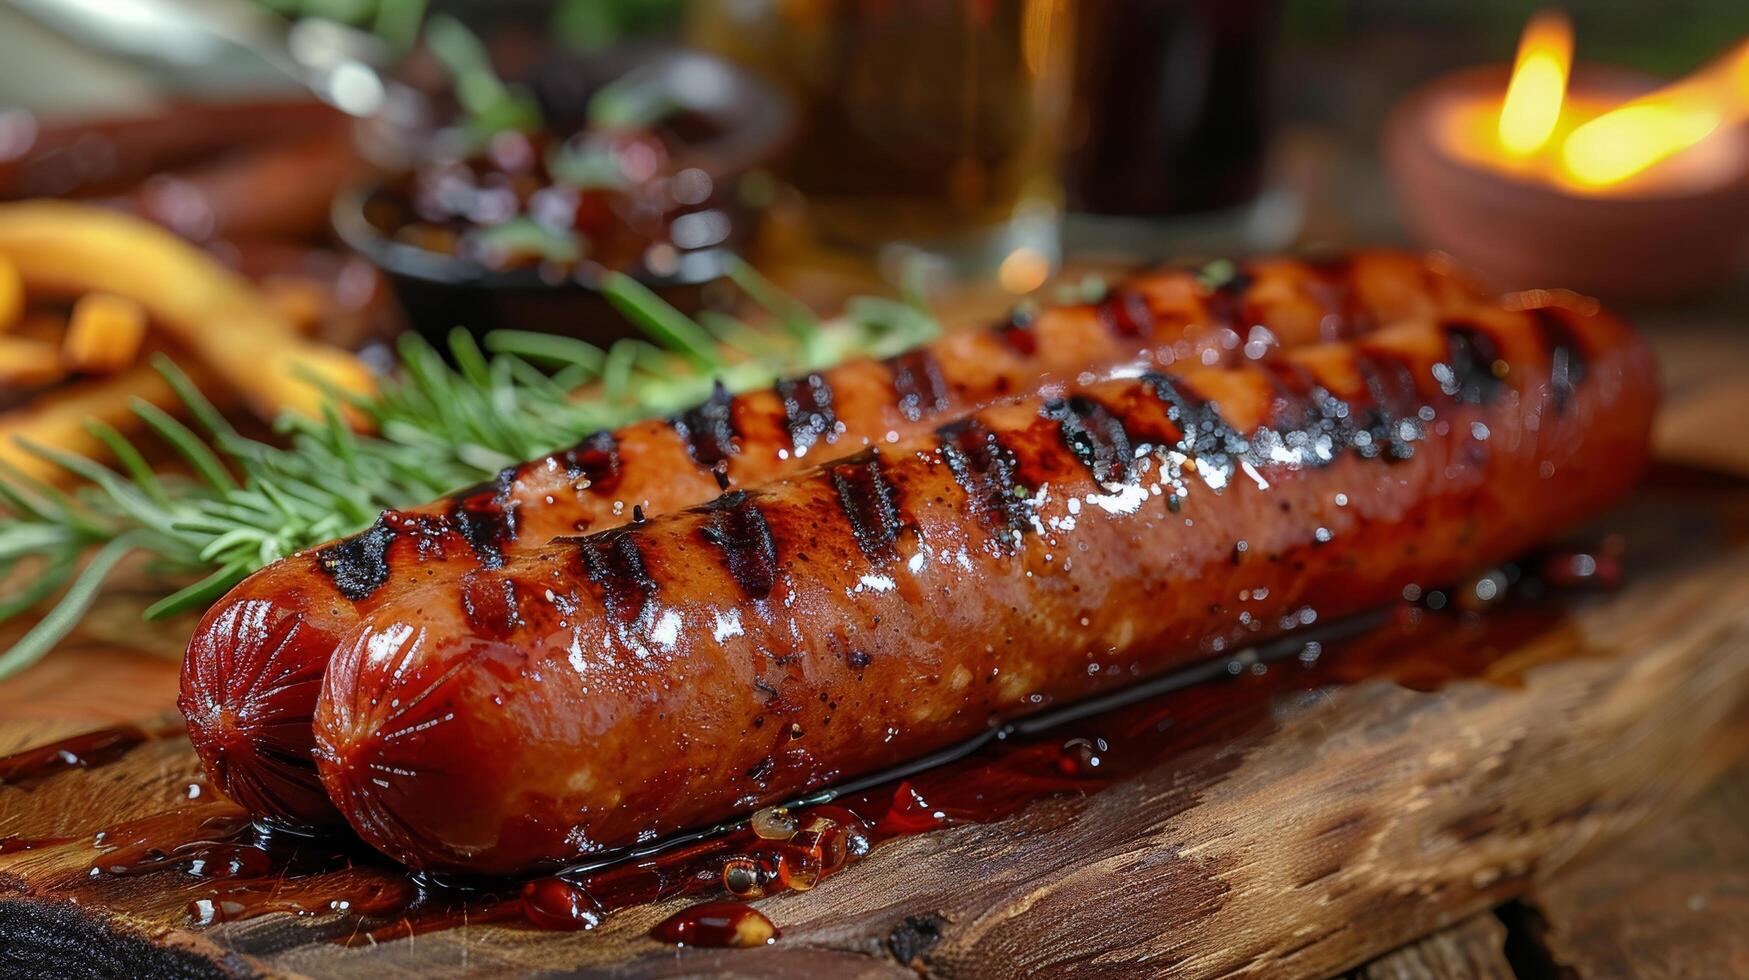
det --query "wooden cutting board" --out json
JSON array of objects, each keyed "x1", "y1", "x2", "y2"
[{"x1": 5, "y1": 355, "x2": 1749, "y2": 979}]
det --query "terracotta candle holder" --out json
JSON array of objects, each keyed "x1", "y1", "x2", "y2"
[{"x1": 1384, "y1": 64, "x2": 1749, "y2": 300}]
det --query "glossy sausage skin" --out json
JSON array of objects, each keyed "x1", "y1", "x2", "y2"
[
  {"x1": 181, "y1": 251, "x2": 1486, "y2": 826},
  {"x1": 312, "y1": 293, "x2": 1657, "y2": 874}
]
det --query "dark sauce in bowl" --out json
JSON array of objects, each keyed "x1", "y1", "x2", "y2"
[
  {"x1": 336, "y1": 48, "x2": 791, "y2": 346},
  {"x1": 364, "y1": 124, "x2": 730, "y2": 283}
]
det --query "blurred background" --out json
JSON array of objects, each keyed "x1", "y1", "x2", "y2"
[
  {"x1": 3, "y1": 0, "x2": 1746, "y2": 338},
  {"x1": 3, "y1": 0, "x2": 1749, "y2": 499}
]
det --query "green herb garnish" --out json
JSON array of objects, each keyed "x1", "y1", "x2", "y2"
[{"x1": 0, "y1": 281, "x2": 938, "y2": 679}]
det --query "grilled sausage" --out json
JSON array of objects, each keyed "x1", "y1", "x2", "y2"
[
  {"x1": 181, "y1": 251, "x2": 1490, "y2": 826},
  {"x1": 311, "y1": 292, "x2": 1657, "y2": 874}
]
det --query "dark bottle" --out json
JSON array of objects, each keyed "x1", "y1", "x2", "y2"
[{"x1": 1066, "y1": 0, "x2": 1277, "y2": 217}]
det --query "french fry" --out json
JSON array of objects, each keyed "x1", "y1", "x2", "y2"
[
  {"x1": 0, "y1": 363, "x2": 198, "y2": 485},
  {"x1": 0, "y1": 257, "x2": 20, "y2": 332},
  {"x1": 0, "y1": 336, "x2": 65, "y2": 388},
  {"x1": 0, "y1": 202, "x2": 374, "y2": 422},
  {"x1": 64, "y1": 293, "x2": 148, "y2": 375}
]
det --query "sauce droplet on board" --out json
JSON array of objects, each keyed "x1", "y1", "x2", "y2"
[
  {"x1": 650, "y1": 901, "x2": 778, "y2": 947},
  {"x1": 0, "y1": 723, "x2": 164, "y2": 787},
  {"x1": 522, "y1": 877, "x2": 604, "y2": 931}
]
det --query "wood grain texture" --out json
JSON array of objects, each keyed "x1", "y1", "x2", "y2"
[
  {"x1": 1351, "y1": 914, "x2": 1513, "y2": 980},
  {"x1": 1521, "y1": 760, "x2": 1749, "y2": 979},
  {"x1": 4, "y1": 468, "x2": 1749, "y2": 979}
]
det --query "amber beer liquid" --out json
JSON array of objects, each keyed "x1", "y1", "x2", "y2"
[{"x1": 692, "y1": 0, "x2": 1073, "y2": 276}]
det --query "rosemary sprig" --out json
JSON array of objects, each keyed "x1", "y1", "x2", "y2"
[{"x1": 0, "y1": 279, "x2": 938, "y2": 679}]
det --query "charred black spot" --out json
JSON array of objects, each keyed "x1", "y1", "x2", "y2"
[
  {"x1": 1041, "y1": 395, "x2": 1134, "y2": 484},
  {"x1": 828, "y1": 450, "x2": 904, "y2": 562},
  {"x1": 1352, "y1": 351, "x2": 1423, "y2": 461},
  {"x1": 994, "y1": 306, "x2": 1038, "y2": 356},
  {"x1": 699, "y1": 490, "x2": 780, "y2": 600},
  {"x1": 1247, "y1": 360, "x2": 1359, "y2": 470},
  {"x1": 671, "y1": 380, "x2": 739, "y2": 469},
  {"x1": 1142, "y1": 373, "x2": 1248, "y2": 469},
  {"x1": 448, "y1": 466, "x2": 520, "y2": 568},
  {"x1": 1436, "y1": 323, "x2": 1508, "y2": 406},
  {"x1": 1097, "y1": 288, "x2": 1156, "y2": 338},
  {"x1": 559, "y1": 429, "x2": 621, "y2": 491},
  {"x1": 886, "y1": 348, "x2": 951, "y2": 423},
  {"x1": 848, "y1": 649, "x2": 873, "y2": 669},
  {"x1": 577, "y1": 527, "x2": 657, "y2": 628},
  {"x1": 1528, "y1": 306, "x2": 1590, "y2": 414},
  {"x1": 314, "y1": 516, "x2": 396, "y2": 601},
  {"x1": 778, "y1": 372, "x2": 839, "y2": 456},
  {"x1": 937, "y1": 418, "x2": 1030, "y2": 543}
]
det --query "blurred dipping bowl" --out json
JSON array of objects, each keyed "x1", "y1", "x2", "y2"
[
  {"x1": 334, "y1": 47, "x2": 793, "y2": 347},
  {"x1": 1384, "y1": 64, "x2": 1749, "y2": 300}
]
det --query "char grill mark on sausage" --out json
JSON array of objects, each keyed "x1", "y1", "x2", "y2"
[
  {"x1": 448, "y1": 467, "x2": 520, "y2": 569},
  {"x1": 1041, "y1": 395, "x2": 1135, "y2": 485},
  {"x1": 698, "y1": 491, "x2": 781, "y2": 601},
  {"x1": 828, "y1": 450, "x2": 904, "y2": 562},
  {"x1": 1198, "y1": 265, "x2": 1256, "y2": 334},
  {"x1": 886, "y1": 348, "x2": 951, "y2": 424},
  {"x1": 314, "y1": 516, "x2": 396, "y2": 601},
  {"x1": 1351, "y1": 351, "x2": 1422, "y2": 462},
  {"x1": 1280, "y1": 362, "x2": 1357, "y2": 469},
  {"x1": 315, "y1": 470, "x2": 522, "y2": 603},
  {"x1": 1256, "y1": 363, "x2": 1387, "y2": 472},
  {"x1": 560, "y1": 430, "x2": 622, "y2": 491},
  {"x1": 937, "y1": 419, "x2": 1029, "y2": 547},
  {"x1": 577, "y1": 527, "x2": 657, "y2": 629},
  {"x1": 1097, "y1": 287, "x2": 1157, "y2": 339},
  {"x1": 1257, "y1": 359, "x2": 1320, "y2": 428},
  {"x1": 1302, "y1": 253, "x2": 1360, "y2": 334},
  {"x1": 1437, "y1": 323, "x2": 1508, "y2": 406},
  {"x1": 1141, "y1": 372, "x2": 1249, "y2": 472},
  {"x1": 778, "y1": 373, "x2": 839, "y2": 456},
  {"x1": 1254, "y1": 360, "x2": 1359, "y2": 468},
  {"x1": 1528, "y1": 307, "x2": 1590, "y2": 413},
  {"x1": 671, "y1": 381, "x2": 739, "y2": 470}
]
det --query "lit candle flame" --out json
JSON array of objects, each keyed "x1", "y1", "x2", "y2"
[
  {"x1": 1497, "y1": 11, "x2": 1573, "y2": 157},
  {"x1": 1560, "y1": 40, "x2": 1749, "y2": 188}
]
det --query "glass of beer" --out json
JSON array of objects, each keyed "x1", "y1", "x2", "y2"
[{"x1": 689, "y1": 0, "x2": 1074, "y2": 288}]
